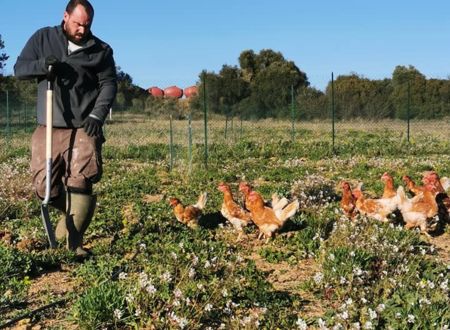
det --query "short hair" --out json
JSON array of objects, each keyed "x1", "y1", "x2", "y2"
[{"x1": 66, "y1": 0, "x2": 94, "y2": 18}]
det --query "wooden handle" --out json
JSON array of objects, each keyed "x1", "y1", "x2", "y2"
[{"x1": 46, "y1": 89, "x2": 53, "y2": 159}]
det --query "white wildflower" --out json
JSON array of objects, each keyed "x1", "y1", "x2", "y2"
[
  {"x1": 317, "y1": 318, "x2": 327, "y2": 330},
  {"x1": 296, "y1": 317, "x2": 307, "y2": 330},
  {"x1": 204, "y1": 260, "x2": 211, "y2": 268},
  {"x1": 352, "y1": 322, "x2": 361, "y2": 330},
  {"x1": 178, "y1": 317, "x2": 188, "y2": 329},
  {"x1": 240, "y1": 316, "x2": 252, "y2": 325},
  {"x1": 161, "y1": 271, "x2": 172, "y2": 282},
  {"x1": 314, "y1": 272, "x2": 323, "y2": 284},
  {"x1": 407, "y1": 314, "x2": 415, "y2": 324},
  {"x1": 174, "y1": 288, "x2": 183, "y2": 298},
  {"x1": 222, "y1": 288, "x2": 228, "y2": 297},
  {"x1": 376, "y1": 304, "x2": 385, "y2": 313},
  {"x1": 146, "y1": 284, "x2": 156, "y2": 295},
  {"x1": 134, "y1": 308, "x2": 141, "y2": 317},
  {"x1": 353, "y1": 267, "x2": 363, "y2": 276},
  {"x1": 197, "y1": 283, "x2": 204, "y2": 290},
  {"x1": 125, "y1": 293, "x2": 134, "y2": 304},
  {"x1": 419, "y1": 298, "x2": 431, "y2": 305},
  {"x1": 118, "y1": 272, "x2": 127, "y2": 280},
  {"x1": 192, "y1": 255, "x2": 199, "y2": 265},
  {"x1": 363, "y1": 321, "x2": 373, "y2": 329},
  {"x1": 171, "y1": 252, "x2": 178, "y2": 260},
  {"x1": 188, "y1": 267, "x2": 196, "y2": 278},
  {"x1": 113, "y1": 308, "x2": 123, "y2": 320},
  {"x1": 368, "y1": 308, "x2": 377, "y2": 320},
  {"x1": 204, "y1": 303, "x2": 213, "y2": 312},
  {"x1": 440, "y1": 279, "x2": 448, "y2": 291},
  {"x1": 340, "y1": 311, "x2": 349, "y2": 320}
]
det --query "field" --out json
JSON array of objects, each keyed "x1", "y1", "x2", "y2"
[{"x1": 1, "y1": 114, "x2": 450, "y2": 329}]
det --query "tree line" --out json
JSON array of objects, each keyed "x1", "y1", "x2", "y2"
[{"x1": 1, "y1": 33, "x2": 449, "y2": 120}]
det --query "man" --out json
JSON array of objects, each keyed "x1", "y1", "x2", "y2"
[{"x1": 14, "y1": 0, "x2": 117, "y2": 257}]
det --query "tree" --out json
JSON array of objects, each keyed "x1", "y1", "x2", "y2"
[
  {"x1": 0, "y1": 34, "x2": 10, "y2": 76},
  {"x1": 218, "y1": 65, "x2": 250, "y2": 115},
  {"x1": 114, "y1": 66, "x2": 146, "y2": 109},
  {"x1": 250, "y1": 58, "x2": 308, "y2": 118},
  {"x1": 390, "y1": 65, "x2": 426, "y2": 119}
]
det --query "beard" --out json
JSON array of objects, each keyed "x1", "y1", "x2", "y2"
[{"x1": 63, "y1": 24, "x2": 89, "y2": 45}]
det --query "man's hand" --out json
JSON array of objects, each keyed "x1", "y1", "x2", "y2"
[
  {"x1": 45, "y1": 55, "x2": 60, "y2": 80},
  {"x1": 82, "y1": 116, "x2": 103, "y2": 137}
]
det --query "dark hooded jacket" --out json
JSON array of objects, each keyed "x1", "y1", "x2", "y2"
[{"x1": 14, "y1": 24, "x2": 117, "y2": 127}]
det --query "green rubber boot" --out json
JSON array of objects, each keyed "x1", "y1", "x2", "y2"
[
  {"x1": 50, "y1": 191, "x2": 68, "y2": 241},
  {"x1": 66, "y1": 192, "x2": 96, "y2": 258}
]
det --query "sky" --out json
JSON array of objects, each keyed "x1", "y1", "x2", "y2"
[{"x1": 1, "y1": 0, "x2": 450, "y2": 92}]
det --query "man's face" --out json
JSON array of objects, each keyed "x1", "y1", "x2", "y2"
[{"x1": 63, "y1": 5, "x2": 92, "y2": 44}]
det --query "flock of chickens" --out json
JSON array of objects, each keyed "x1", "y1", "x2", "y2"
[
  {"x1": 168, "y1": 171, "x2": 450, "y2": 240},
  {"x1": 169, "y1": 182, "x2": 299, "y2": 240},
  {"x1": 341, "y1": 171, "x2": 450, "y2": 235}
]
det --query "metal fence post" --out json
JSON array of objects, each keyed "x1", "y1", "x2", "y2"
[
  {"x1": 331, "y1": 73, "x2": 336, "y2": 153},
  {"x1": 202, "y1": 74, "x2": 208, "y2": 169},
  {"x1": 240, "y1": 116, "x2": 243, "y2": 140},
  {"x1": 6, "y1": 90, "x2": 10, "y2": 138},
  {"x1": 169, "y1": 114, "x2": 174, "y2": 171},
  {"x1": 188, "y1": 114, "x2": 193, "y2": 173},
  {"x1": 224, "y1": 114, "x2": 228, "y2": 140},
  {"x1": 291, "y1": 84, "x2": 295, "y2": 142},
  {"x1": 407, "y1": 79, "x2": 411, "y2": 143}
]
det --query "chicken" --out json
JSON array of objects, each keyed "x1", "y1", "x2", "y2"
[
  {"x1": 381, "y1": 172, "x2": 397, "y2": 198},
  {"x1": 238, "y1": 181, "x2": 288, "y2": 212},
  {"x1": 169, "y1": 192, "x2": 207, "y2": 228},
  {"x1": 246, "y1": 190, "x2": 299, "y2": 240},
  {"x1": 218, "y1": 182, "x2": 252, "y2": 239},
  {"x1": 402, "y1": 175, "x2": 426, "y2": 195},
  {"x1": 340, "y1": 181, "x2": 357, "y2": 219},
  {"x1": 396, "y1": 184, "x2": 438, "y2": 234},
  {"x1": 423, "y1": 172, "x2": 450, "y2": 224},
  {"x1": 352, "y1": 183, "x2": 399, "y2": 222},
  {"x1": 238, "y1": 181, "x2": 252, "y2": 210}
]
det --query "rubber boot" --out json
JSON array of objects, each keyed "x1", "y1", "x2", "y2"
[
  {"x1": 50, "y1": 191, "x2": 68, "y2": 241},
  {"x1": 66, "y1": 192, "x2": 96, "y2": 258}
]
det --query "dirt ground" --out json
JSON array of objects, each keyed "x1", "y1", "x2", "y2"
[{"x1": 3, "y1": 229, "x2": 449, "y2": 329}]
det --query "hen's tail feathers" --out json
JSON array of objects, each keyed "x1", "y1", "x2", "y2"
[
  {"x1": 396, "y1": 186, "x2": 407, "y2": 205},
  {"x1": 441, "y1": 177, "x2": 450, "y2": 192},
  {"x1": 278, "y1": 199, "x2": 300, "y2": 224},
  {"x1": 194, "y1": 192, "x2": 207, "y2": 210},
  {"x1": 272, "y1": 193, "x2": 289, "y2": 213}
]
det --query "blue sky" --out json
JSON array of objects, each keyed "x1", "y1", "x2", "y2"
[{"x1": 1, "y1": 1, "x2": 450, "y2": 91}]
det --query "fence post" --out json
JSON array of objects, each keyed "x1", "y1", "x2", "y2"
[
  {"x1": 331, "y1": 72, "x2": 336, "y2": 153},
  {"x1": 240, "y1": 116, "x2": 243, "y2": 140},
  {"x1": 202, "y1": 74, "x2": 208, "y2": 169},
  {"x1": 188, "y1": 114, "x2": 193, "y2": 173},
  {"x1": 291, "y1": 84, "x2": 295, "y2": 142},
  {"x1": 231, "y1": 116, "x2": 235, "y2": 142},
  {"x1": 6, "y1": 90, "x2": 10, "y2": 139},
  {"x1": 407, "y1": 79, "x2": 411, "y2": 143},
  {"x1": 224, "y1": 114, "x2": 228, "y2": 140},
  {"x1": 24, "y1": 102, "x2": 28, "y2": 132},
  {"x1": 169, "y1": 114, "x2": 174, "y2": 171}
]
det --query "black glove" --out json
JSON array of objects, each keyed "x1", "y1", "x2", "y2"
[
  {"x1": 82, "y1": 116, "x2": 103, "y2": 137},
  {"x1": 45, "y1": 55, "x2": 60, "y2": 80}
]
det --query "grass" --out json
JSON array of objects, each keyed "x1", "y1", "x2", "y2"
[{"x1": 0, "y1": 114, "x2": 449, "y2": 329}]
